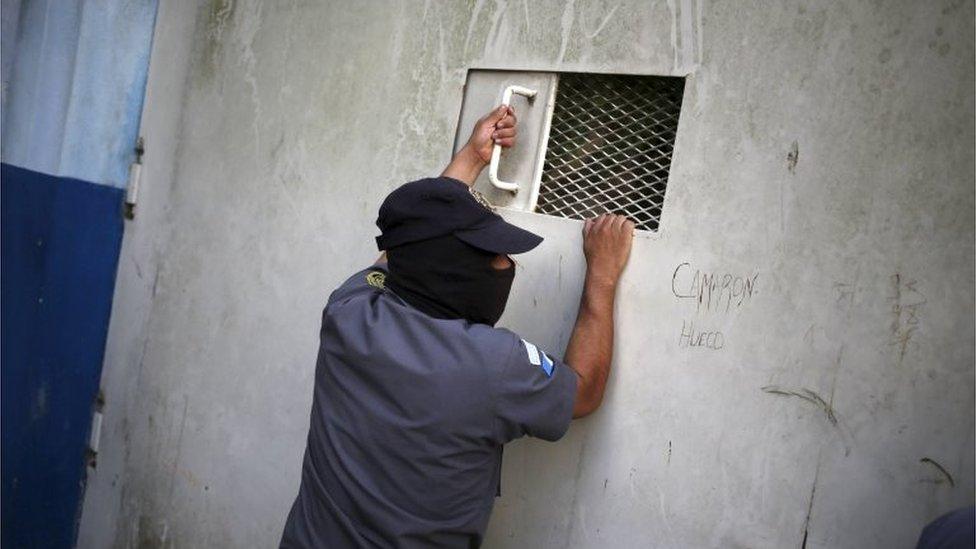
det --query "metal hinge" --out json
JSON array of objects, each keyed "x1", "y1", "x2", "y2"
[
  {"x1": 85, "y1": 390, "x2": 106, "y2": 469},
  {"x1": 124, "y1": 137, "x2": 145, "y2": 220}
]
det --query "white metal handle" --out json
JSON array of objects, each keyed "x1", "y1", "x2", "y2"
[{"x1": 488, "y1": 85, "x2": 537, "y2": 193}]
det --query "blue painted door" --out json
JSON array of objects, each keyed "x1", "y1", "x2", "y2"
[{"x1": 1, "y1": 1, "x2": 159, "y2": 546}]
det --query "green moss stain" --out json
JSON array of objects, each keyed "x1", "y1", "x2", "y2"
[{"x1": 193, "y1": 0, "x2": 236, "y2": 86}]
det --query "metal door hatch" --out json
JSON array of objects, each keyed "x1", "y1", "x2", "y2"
[{"x1": 453, "y1": 70, "x2": 684, "y2": 232}]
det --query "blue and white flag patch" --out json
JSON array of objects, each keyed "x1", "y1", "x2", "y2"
[
  {"x1": 521, "y1": 339, "x2": 540, "y2": 365},
  {"x1": 521, "y1": 339, "x2": 554, "y2": 377},
  {"x1": 539, "y1": 352, "x2": 554, "y2": 377}
]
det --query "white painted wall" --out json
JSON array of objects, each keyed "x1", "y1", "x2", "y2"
[{"x1": 79, "y1": 1, "x2": 974, "y2": 547}]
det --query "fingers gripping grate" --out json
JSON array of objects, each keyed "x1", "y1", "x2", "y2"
[{"x1": 537, "y1": 74, "x2": 684, "y2": 231}]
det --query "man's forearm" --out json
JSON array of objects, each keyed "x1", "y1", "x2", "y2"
[
  {"x1": 564, "y1": 272, "x2": 617, "y2": 418},
  {"x1": 441, "y1": 145, "x2": 487, "y2": 187}
]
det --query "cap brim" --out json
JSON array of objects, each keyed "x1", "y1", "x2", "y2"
[{"x1": 454, "y1": 218, "x2": 543, "y2": 254}]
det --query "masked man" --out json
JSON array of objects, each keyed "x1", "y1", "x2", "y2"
[{"x1": 281, "y1": 105, "x2": 635, "y2": 548}]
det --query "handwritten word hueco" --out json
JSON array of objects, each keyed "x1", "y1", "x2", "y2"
[{"x1": 678, "y1": 319, "x2": 725, "y2": 350}]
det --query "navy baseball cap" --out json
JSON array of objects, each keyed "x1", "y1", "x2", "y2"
[{"x1": 375, "y1": 177, "x2": 543, "y2": 254}]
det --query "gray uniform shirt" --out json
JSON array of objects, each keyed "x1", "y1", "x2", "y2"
[{"x1": 281, "y1": 265, "x2": 578, "y2": 548}]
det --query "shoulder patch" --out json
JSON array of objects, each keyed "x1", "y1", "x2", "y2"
[
  {"x1": 365, "y1": 271, "x2": 386, "y2": 289},
  {"x1": 540, "y1": 352, "x2": 554, "y2": 377},
  {"x1": 521, "y1": 339, "x2": 555, "y2": 377},
  {"x1": 521, "y1": 339, "x2": 540, "y2": 365}
]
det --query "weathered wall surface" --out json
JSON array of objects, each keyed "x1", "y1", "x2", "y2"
[{"x1": 78, "y1": 1, "x2": 974, "y2": 547}]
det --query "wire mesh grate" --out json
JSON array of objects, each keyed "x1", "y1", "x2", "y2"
[{"x1": 537, "y1": 73, "x2": 685, "y2": 231}]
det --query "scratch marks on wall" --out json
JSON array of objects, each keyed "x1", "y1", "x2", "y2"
[
  {"x1": 919, "y1": 457, "x2": 955, "y2": 487},
  {"x1": 761, "y1": 386, "x2": 838, "y2": 425},
  {"x1": 667, "y1": 0, "x2": 700, "y2": 74},
  {"x1": 483, "y1": 0, "x2": 511, "y2": 59},
  {"x1": 197, "y1": 0, "x2": 266, "y2": 156},
  {"x1": 200, "y1": 0, "x2": 235, "y2": 84},
  {"x1": 520, "y1": 0, "x2": 531, "y2": 35},
  {"x1": 826, "y1": 344, "x2": 845, "y2": 428},
  {"x1": 462, "y1": 0, "x2": 488, "y2": 56},
  {"x1": 799, "y1": 458, "x2": 820, "y2": 549},
  {"x1": 235, "y1": 1, "x2": 264, "y2": 157},
  {"x1": 390, "y1": 1, "x2": 454, "y2": 181},
  {"x1": 586, "y1": 5, "x2": 618, "y2": 39},
  {"x1": 832, "y1": 280, "x2": 857, "y2": 309},
  {"x1": 563, "y1": 434, "x2": 589, "y2": 548},
  {"x1": 787, "y1": 140, "x2": 799, "y2": 174},
  {"x1": 460, "y1": 0, "x2": 529, "y2": 61},
  {"x1": 666, "y1": 0, "x2": 680, "y2": 71},
  {"x1": 165, "y1": 395, "x2": 190, "y2": 509},
  {"x1": 556, "y1": 0, "x2": 576, "y2": 64},
  {"x1": 761, "y1": 381, "x2": 855, "y2": 455},
  {"x1": 436, "y1": 12, "x2": 450, "y2": 85},
  {"x1": 268, "y1": 132, "x2": 306, "y2": 220},
  {"x1": 458, "y1": 1, "x2": 671, "y2": 72},
  {"x1": 889, "y1": 274, "x2": 926, "y2": 363}
]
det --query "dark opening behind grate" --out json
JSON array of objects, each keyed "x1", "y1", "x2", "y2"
[{"x1": 537, "y1": 73, "x2": 685, "y2": 231}]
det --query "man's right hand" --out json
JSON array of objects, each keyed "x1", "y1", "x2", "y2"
[
  {"x1": 441, "y1": 105, "x2": 518, "y2": 186},
  {"x1": 582, "y1": 214, "x2": 635, "y2": 286},
  {"x1": 565, "y1": 213, "x2": 634, "y2": 418},
  {"x1": 466, "y1": 104, "x2": 518, "y2": 164}
]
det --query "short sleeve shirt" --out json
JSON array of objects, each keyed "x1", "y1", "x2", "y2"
[{"x1": 280, "y1": 265, "x2": 578, "y2": 548}]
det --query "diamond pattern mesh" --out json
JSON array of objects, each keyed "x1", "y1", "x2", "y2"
[{"x1": 537, "y1": 74, "x2": 684, "y2": 231}]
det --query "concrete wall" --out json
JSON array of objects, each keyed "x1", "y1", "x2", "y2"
[{"x1": 78, "y1": 1, "x2": 974, "y2": 547}]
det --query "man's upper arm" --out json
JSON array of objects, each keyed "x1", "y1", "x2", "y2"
[{"x1": 491, "y1": 335, "x2": 578, "y2": 443}]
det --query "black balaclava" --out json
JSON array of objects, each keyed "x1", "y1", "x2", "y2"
[{"x1": 385, "y1": 235, "x2": 515, "y2": 326}]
